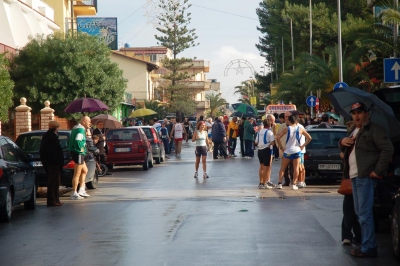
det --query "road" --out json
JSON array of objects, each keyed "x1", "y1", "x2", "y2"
[{"x1": 0, "y1": 141, "x2": 398, "y2": 266}]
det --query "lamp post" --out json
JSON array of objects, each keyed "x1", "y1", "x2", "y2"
[
  {"x1": 337, "y1": 0, "x2": 343, "y2": 82},
  {"x1": 310, "y1": 0, "x2": 312, "y2": 55},
  {"x1": 290, "y1": 18, "x2": 295, "y2": 71}
]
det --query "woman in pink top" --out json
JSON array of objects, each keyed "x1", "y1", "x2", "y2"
[{"x1": 170, "y1": 117, "x2": 187, "y2": 159}]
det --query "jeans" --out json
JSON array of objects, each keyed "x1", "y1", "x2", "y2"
[
  {"x1": 239, "y1": 137, "x2": 245, "y2": 156},
  {"x1": 342, "y1": 195, "x2": 361, "y2": 242},
  {"x1": 162, "y1": 138, "x2": 170, "y2": 154},
  {"x1": 244, "y1": 140, "x2": 254, "y2": 158},
  {"x1": 229, "y1": 138, "x2": 237, "y2": 155},
  {"x1": 352, "y1": 177, "x2": 377, "y2": 254}
]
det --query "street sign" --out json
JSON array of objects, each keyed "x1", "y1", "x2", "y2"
[
  {"x1": 333, "y1": 82, "x2": 348, "y2": 90},
  {"x1": 384, "y1": 58, "x2": 400, "y2": 83},
  {"x1": 316, "y1": 98, "x2": 320, "y2": 110},
  {"x1": 306, "y1": 95, "x2": 316, "y2": 107}
]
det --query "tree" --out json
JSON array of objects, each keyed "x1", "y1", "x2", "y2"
[
  {"x1": 9, "y1": 33, "x2": 126, "y2": 118},
  {"x1": 154, "y1": 0, "x2": 199, "y2": 113},
  {"x1": 206, "y1": 93, "x2": 226, "y2": 118},
  {"x1": 0, "y1": 53, "x2": 14, "y2": 122}
]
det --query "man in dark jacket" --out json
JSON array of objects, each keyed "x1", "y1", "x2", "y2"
[
  {"x1": 212, "y1": 116, "x2": 228, "y2": 159},
  {"x1": 39, "y1": 121, "x2": 64, "y2": 206},
  {"x1": 93, "y1": 121, "x2": 111, "y2": 175},
  {"x1": 340, "y1": 102, "x2": 393, "y2": 258}
]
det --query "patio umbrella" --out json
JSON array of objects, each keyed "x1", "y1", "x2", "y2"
[
  {"x1": 91, "y1": 114, "x2": 122, "y2": 129},
  {"x1": 327, "y1": 87, "x2": 400, "y2": 140},
  {"x1": 232, "y1": 103, "x2": 258, "y2": 117},
  {"x1": 129, "y1": 108, "x2": 157, "y2": 118},
  {"x1": 64, "y1": 97, "x2": 109, "y2": 113}
]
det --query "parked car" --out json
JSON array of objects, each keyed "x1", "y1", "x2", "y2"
[
  {"x1": 305, "y1": 124, "x2": 346, "y2": 129},
  {"x1": 304, "y1": 128, "x2": 347, "y2": 180},
  {"x1": 136, "y1": 126, "x2": 165, "y2": 164},
  {"x1": 106, "y1": 128, "x2": 153, "y2": 170},
  {"x1": 15, "y1": 130, "x2": 98, "y2": 190},
  {"x1": 0, "y1": 136, "x2": 36, "y2": 222}
]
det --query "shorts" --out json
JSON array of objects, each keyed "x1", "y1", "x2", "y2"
[
  {"x1": 300, "y1": 153, "x2": 304, "y2": 164},
  {"x1": 174, "y1": 138, "x2": 184, "y2": 142},
  {"x1": 258, "y1": 148, "x2": 272, "y2": 166},
  {"x1": 283, "y1": 151, "x2": 301, "y2": 160},
  {"x1": 71, "y1": 151, "x2": 85, "y2": 165},
  {"x1": 195, "y1": 146, "x2": 207, "y2": 157}
]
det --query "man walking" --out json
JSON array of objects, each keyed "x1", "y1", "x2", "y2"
[
  {"x1": 39, "y1": 121, "x2": 64, "y2": 206},
  {"x1": 211, "y1": 116, "x2": 228, "y2": 159},
  {"x1": 243, "y1": 117, "x2": 256, "y2": 159},
  {"x1": 227, "y1": 116, "x2": 239, "y2": 156},
  {"x1": 340, "y1": 102, "x2": 393, "y2": 258},
  {"x1": 68, "y1": 116, "x2": 91, "y2": 200}
]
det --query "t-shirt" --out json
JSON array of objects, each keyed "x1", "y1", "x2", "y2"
[
  {"x1": 256, "y1": 128, "x2": 275, "y2": 150},
  {"x1": 349, "y1": 128, "x2": 360, "y2": 179},
  {"x1": 68, "y1": 124, "x2": 87, "y2": 155},
  {"x1": 174, "y1": 123, "x2": 184, "y2": 139}
]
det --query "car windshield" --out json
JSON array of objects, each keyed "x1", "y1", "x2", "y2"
[
  {"x1": 307, "y1": 131, "x2": 347, "y2": 149},
  {"x1": 107, "y1": 129, "x2": 141, "y2": 141},
  {"x1": 141, "y1": 128, "x2": 154, "y2": 140},
  {"x1": 16, "y1": 133, "x2": 70, "y2": 153}
]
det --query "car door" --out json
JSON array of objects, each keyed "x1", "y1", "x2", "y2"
[
  {"x1": 0, "y1": 138, "x2": 25, "y2": 201},
  {"x1": 7, "y1": 139, "x2": 34, "y2": 197}
]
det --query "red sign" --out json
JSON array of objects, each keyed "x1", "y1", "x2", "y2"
[{"x1": 316, "y1": 98, "x2": 320, "y2": 110}]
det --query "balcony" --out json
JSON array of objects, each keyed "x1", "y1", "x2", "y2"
[
  {"x1": 183, "y1": 60, "x2": 210, "y2": 72},
  {"x1": 196, "y1": 100, "x2": 210, "y2": 109},
  {"x1": 178, "y1": 80, "x2": 211, "y2": 93},
  {"x1": 73, "y1": 0, "x2": 97, "y2": 16}
]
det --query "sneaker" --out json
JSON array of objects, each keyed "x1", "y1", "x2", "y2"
[
  {"x1": 70, "y1": 192, "x2": 84, "y2": 200},
  {"x1": 194, "y1": 172, "x2": 198, "y2": 178},
  {"x1": 266, "y1": 181, "x2": 275, "y2": 187},
  {"x1": 78, "y1": 190, "x2": 90, "y2": 197},
  {"x1": 342, "y1": 239, "x2": 352, "y2": 245},
  {"x1": 203, "y1": 173, "x2": 209, "y2": 178},
  {"x1": 297, "y1": 182, "x2": 306, "y2": 188},
  {"x1": 277, "y1": 183, "x2": 282, "y2": 189},
  {"x1": 258, "y1": 183, "x2": 265, "y2": 189},
  {"x1": 292, "y1": 185, "x2": 298, "y2": 190},
  {"x1": 264, "y1": 183, "x2": 272, "y2": 189}
]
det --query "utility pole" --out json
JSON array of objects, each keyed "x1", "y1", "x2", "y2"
[
  {"x1": 337, "y1": 0, "x2": 343, "y2": 82},
  {"x1": 282, "y1": 37, "x2": 285, "y2": 73},
  {"x1": 275, "y1": 47, "x2": 278, "y2": 79},
  {"x1": 310, "y1": 0, "x2": 312, "y2": 55},
  {"x1": 290, "y1": 18, "x2": 295, "y2": 71}
]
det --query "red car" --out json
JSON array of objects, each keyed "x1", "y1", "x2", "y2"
[{"x1": 106, "y1": 128, "x2": 153, "y2": 170}]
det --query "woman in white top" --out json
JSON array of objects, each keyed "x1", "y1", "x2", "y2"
[
  {"x1": 276, "y1": 115, "x2": 312, "y2": 190},
  {"x1": 170, "y1": 117, "x2": 187, "y2": 159},
  {"x1": 192, "y1": 121, "x2": 209, "y2": 178},
  {"x1": 255, "y1": 118, "x2": 275, "y2": 189}
]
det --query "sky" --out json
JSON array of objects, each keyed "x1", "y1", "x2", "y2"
[{"x1": 96, "y1": 0, "x2": 266, "y2": 104}]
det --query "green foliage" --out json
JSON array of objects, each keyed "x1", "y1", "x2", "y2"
[
  {"x1": 9, "y1": 33, "x2": 126, "y2": 118},
  {"x1": 0, "y1": 54, "x2": 14, "y2": 122},
  {"x1": 206, "y1": 93, "x2": 227, "y2": 118}
]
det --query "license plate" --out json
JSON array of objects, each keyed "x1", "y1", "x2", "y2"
[
  {"x1": 115, "y1": 148, "x2": 131, "y2": 152},
  {"x1": 318, "y1": 164, "x2": 341, "y2": 170},
  {"x1": 33, "y1": 161, "x2": 43, "y2": 167}
]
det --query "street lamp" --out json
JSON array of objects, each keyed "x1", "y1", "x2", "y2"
[{"x1": 337, "y1": 0, "x2": 343, "y2": 82}]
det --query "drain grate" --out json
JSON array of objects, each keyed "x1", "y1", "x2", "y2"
[{"x1": 302, "y1": 191, "x2": 331, "y2": 193}]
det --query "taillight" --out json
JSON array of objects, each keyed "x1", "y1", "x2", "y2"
[
  {"x1": 304, "y1": 154, "x2": 309, "y2": 160},
  {"x1": 138, "y1": 146, "x2": 145, "y2": 153},
  {"x1": 152, "y1": 132, "x2": 159, "y2": 143},
  {"x1": 63, "y1": 160, "x2": 75, "y2": 169}
]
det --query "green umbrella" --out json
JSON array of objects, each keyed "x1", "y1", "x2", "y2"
[
  {"x1": 326, "y1": 112, "x2": 340, "y2": 120},
  {"x1": 233, "y1": 103, "x2": 258, "y2": 117}
]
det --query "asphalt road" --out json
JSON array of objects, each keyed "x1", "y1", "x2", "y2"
[{"x1": 0, "y1": 141, "x2": 398, "y2": 266}]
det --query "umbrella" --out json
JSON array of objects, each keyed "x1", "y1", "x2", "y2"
[
  {"x1": 325, "y1": 112, "x2": 340, "y2": 121},
  {"x1": 232, "y1": 103, "x2": 258, "y2": 117},
  {"x1": 64, "y1": 97, "x2": 109, "y2": 113},
  {"x1": 327, "y1": 87, "x2": 400, "y2": 139},
  {"x1": 91, "y1": 114, "x2": 122, "y2": 129},
  {"x1": 129, "y1": 108, "x2": 157, "y2": 118}
]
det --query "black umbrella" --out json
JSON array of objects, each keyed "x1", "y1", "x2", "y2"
[{"x1": 327, "y1": 87, "x2": 400, "y2": 140}]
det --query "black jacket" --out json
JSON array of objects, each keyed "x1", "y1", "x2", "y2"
[
  {"x1": 39, "y1": 129, "x2": 64, "y2": 170},
  {"x1": 211, "y1": 119, "x2": 226, "y2": 142}
]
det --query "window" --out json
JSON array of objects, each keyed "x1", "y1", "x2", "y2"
[
  {"x1": 307, "y1": 131, "x2": 347, "y2": 149},
  {"x1": 0, "y1": 138, "x2": 17, "y2": 162},
  {"x1": 149, "y1": 54, "x2": 157, "y2": 61},
  {"x1": 106, "y1": 129, "x2": 141, "y2": 141}
]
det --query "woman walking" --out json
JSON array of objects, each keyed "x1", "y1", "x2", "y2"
[
  {"x1": 275, "y1": 115, "x2": 312, "y2": 190},
  {"x1": 192, "y1": 121, "x2": 210, "y2": 178},
  {"x1": 170, "y1": 117, "x2": 187, "y2": 159}
]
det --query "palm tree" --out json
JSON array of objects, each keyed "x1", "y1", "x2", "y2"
[{"x1": 206, "y1": 93, "x2": 227, "y2": 118}]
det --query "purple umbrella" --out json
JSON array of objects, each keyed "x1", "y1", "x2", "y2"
[{"x1": 64, "y1": 97, "x2": 109, "y2": 113}]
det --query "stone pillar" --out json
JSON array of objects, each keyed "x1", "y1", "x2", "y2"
[
  {"x1": 40, "y1": 100, "x2": 55, "y2": 130},
  {"x1": 0, "y1": 121, "x2": 1, "y2": 135},
  {"x1": 15, "y1": 97, "x2": 32, "y2": 139}
]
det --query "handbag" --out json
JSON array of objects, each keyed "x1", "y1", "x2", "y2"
[{"x1": 338, "y1": 178, "x2": 352, "y2": 195}]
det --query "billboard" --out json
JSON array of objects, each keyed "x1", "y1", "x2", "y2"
[{"x1": 77, "y1": 17, "x2": 118, "y2": 50}]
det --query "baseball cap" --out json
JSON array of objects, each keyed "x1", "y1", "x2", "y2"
[{"x1": 350, "y1": 102, "x2": 368, "y2": 113}]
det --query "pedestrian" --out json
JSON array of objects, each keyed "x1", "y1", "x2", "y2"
[
  {"x1": 238, "y1": 118, "x2": 245, "y2": 157},
  {"x1": 255, "y1": 118, "x2": 275, "y2": 189},
  {"x1": 183, "y1": 117, "x2": 191, "y2": 143},
  {"x1": 275, "y1": 115, "x2": 312, "y2": 190},
  {"x1": 340, "y1": 102, "x2": 394, "y2": 258},
  {"x1": 159, "y1": 122, "x2": 170, "y2": 158},
  {"x1": 317, "y1": 114, "x2": 332, "y2": 128},
  {"x1": 167, "y1": 117, "x2": 175, "y2": 153},
  {"x1": 243, "y1": 117, "x2": 256, "y2": 159},
  {"x1": 211, "y1": 116, "x2": 228, "y2": 159},
  {"x1": 39, "y1": 121, "x2": 64, "y2": 206},
  {"x1": 93, "y1": 121, "x2": 110, "y2": 175},
  {"x1": 170, "y1": 117, "x2": 187, "y2": 159},
  {"x1": 277, "y1": 112, "x2": 292, "y2": 185},
  {"x1": 292, "y1": 111, "x2": 307, "y2": 188},
  {"x1": 68, "y1": 116, "x2": 91, "y2": 200},
  {"x1": 205, "y1": 117, "x2": 213, "y2": 152},
  {"x1": 227, "y1": 116, "x2": 239, "y2": 157},
  {"x1": 192, "y1": 121, "x2": 210, "y2": 179}
]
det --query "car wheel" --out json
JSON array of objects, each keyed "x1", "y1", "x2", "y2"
[
  {"x1": 160, "y1": 150, "x2": 165, "y2": 163},
  {"x1": 106, "y1": 163, "x2": 114, "y2": 170},
  {"x1": 24, "y1": 183, "x2": 36, "y2": 210},
  {"x1": 142, "y1": 154, "x2": 149, "y2": 171},
  {"x1": 0, "y1": 188, "x2": 12, "y2": 222},
  {"x1": 155, "y1": 150, "x2": 161, "y2": 164},
  {"x1": 86, "y1": 171, "x2": 98, "y2": 189},
  {"x1": 392, "y1": 205, "x2": 400, "y2": 258},
  {"x1": 149, "y1": 154, "x2": 154, "y2": 168},
  {"x1": 97, "y1": 164, "x2": 107, "y2": 177}
]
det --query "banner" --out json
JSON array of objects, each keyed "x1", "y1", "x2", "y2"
[{"x1": 77, "y1": 17, "x2": 118, "y2": 50}]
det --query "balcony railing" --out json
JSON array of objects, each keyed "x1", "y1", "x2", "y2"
[
  {"x1": 196, "y1": 100, "x2": 210, "y2": 109},
  {"x1": 0, "y1": 43, "x2": 16, "y2": 57}
]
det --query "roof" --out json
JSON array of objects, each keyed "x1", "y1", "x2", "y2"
[
  {"x1": 119, "y1": 46, "x2": 169, "y2": 55},
  {"x1": 111, "y1": 51, "x2": 159, "y2": 72}
]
